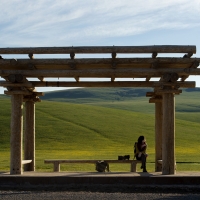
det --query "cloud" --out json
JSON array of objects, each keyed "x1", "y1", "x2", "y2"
[
  {"x1": 1, "y1": 0, "x2": 200, "y2": 93},
  {"x1": 0, "y1": 0, "x2": 200, "y2": 47}
]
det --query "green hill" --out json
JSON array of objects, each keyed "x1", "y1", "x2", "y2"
[
  {"x1": 40, "y1": 87, "x2": 154, "y2": 103},
  {"x1": 0, "y1": 87, "x2": 200, "y2": 172}
]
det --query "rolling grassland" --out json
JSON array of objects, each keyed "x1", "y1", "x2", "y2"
[{"x1": 0, "y1": 88, "x2": 200, "y2": 172}]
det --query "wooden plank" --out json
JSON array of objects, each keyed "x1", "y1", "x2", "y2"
[
  {"x1": 156, "y1": 89, "x2": 182, "y2": 94},
  {"x1": 33, "y1": 81, "x2": 157, "y2": 87},
  {"x1": 31, "y1": 81, "x2": 195, "y2": 88},
  {"x1": 0, "y1": 58, "x2": 199, "y2": 66},
  {"x1": 153, "y1": 82, "x2": 196, "y2": 88},
  {"x1": 5, "y1": 90, "x2": 32, "y2": 95},
  {"x1": 0, "y1": 58, "x2": 199, "y2": 72},
  {"x1": 1, "y1": 68, "x2": 200, "y2": 78},
  {"x1": 0, "y1": 81, "x2": 33, "y2": 87},
  {"x1": 0, "y1": 81, "x2": 195, "y2": 88},
  {"x1": 149, "y1": 97, "x2": 162, "y2": 103},
  {"x1": 0, "y1": 45, "x2": 196, "y2": 54},
  {"x1": 146, "y1": 92, "x2": 155, "y2": 97},
  {"x1": 4, "y1": 90, "x2": 44, "y2": 96}
]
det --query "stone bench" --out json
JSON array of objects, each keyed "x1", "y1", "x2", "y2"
[
  {"x1": 22, "y1": 160, "x2": 32, "y2": 165},
  {"x1": 157, "y1": 160, "x2": 163, "y2": 165},
  {"x1": 44, "y1": 159, "x2": 142, "y2": 172}
]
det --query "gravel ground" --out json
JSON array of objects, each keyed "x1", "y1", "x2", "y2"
[
  {"x1": 0, "y1": 190, "x2": 200, "y2": 200},
  {"x1": 1, "y1": 185, "x2": 200, "y2": 200}
]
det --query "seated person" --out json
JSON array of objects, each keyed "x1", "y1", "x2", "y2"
[{"x1": 134, "y1": 135, "x2": 148, "y2": 172}]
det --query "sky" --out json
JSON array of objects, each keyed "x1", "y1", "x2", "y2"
[{"x1": 0, "y1": 0, "x2": 200, "y2": 94}]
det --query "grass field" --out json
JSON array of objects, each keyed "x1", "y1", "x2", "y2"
[{"x1": 0, "y1": 88, "x2": 200, "y2": 172}]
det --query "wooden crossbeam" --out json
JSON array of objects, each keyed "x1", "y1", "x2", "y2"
[
  {"x1": 0, "y1": 81, "x2": 195, "y2": 88},
  {"x1": 33, "y1": 81, "x2": 157, "y2": 87},
  {"x1": 0, "y1": 45, "x2": 196, "y2": 54},
  {"x1": 0, "y1": 81, "x2": 33, "y2": 87},
  {"x1": 29, "y1": 80, "x2": 195, "y2": 88},
  {"x1": 4, "y1": 90, "x2": 44, "y2": 96},
  {"x1": 1, "y1": 68, "x2": 200, "y2": 78},
  {"x1": 146, "y1": 92, "x2": 155, "y2": 97},
  {"x1": 0, "y1": 58, "x2": 199, "y2": 66},
  {"x1": 4, "y1": 90, "x2": 33, "y2": 95},
  {"x1": 149, "y1": 97, "x2": 162, "y2": 103},
  {"x1": 156, "y1": 89, "x2": 182, "y2": 94}
]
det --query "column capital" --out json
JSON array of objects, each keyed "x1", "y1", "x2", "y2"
[
  {"x1": 149, "y1": 97, "x2": 162, "y2": 103},
  {"x1": 23, "y1": 94, "x2": 41, "y2": 102},
  {"x1": 155, "y1": 89, "x2": 182, "y2": 95}
]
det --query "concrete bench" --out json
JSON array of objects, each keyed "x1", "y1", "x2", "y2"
[
  {"x1": 22, "y1": 160, "x2": 32, "y2": 165},
  {"x1": 44, "y1": 159, "x2": 142, "y2": 172},
  {"x1": 157, "y1": 160, "x2": 163, "y2": 165}
]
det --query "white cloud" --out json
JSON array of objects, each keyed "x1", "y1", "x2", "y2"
[
  {"x1": 1, "y1": 0, "x2": 200, "y2": 94},
  {"x1": 1, "y1": 0, "x2": 200, "y2": 47}
]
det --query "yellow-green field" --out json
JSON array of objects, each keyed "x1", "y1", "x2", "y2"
[{"x1": 0, "y1": 88, "x2": 200, "y2": 172}]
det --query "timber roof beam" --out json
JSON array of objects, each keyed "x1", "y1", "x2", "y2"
[
  {"x1": 0, "y1": 80, "x2": 195, "y2": 88},
  {"x1": 0, "y1": 45, "x2": 196, "y2": 55},
  {"x1": 0, "y1": 45, "x2": 199, "y2": 93}
]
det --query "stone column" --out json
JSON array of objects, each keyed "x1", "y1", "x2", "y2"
[
  {"x1": 162, "y1": 92, "x2": 176, "y2": 175},
  {"x1": 155, "y1": 101, "x2": 163, "y2": 172},
  {"x1": 24, "y1": 100, "x2": 35, "y2": 171},
  {"x1": 10, "y1": 94, "x2": 23, "y2": 175}
]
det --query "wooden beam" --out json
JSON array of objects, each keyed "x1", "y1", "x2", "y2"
[
  {"x1": 0, "y1": 68, "x2": 198, "y2": 78},
  {"x1": 156, "y1": 89, "x2": 182, "y2": 94},
  {"x1": 146, "y1": 77, "x2": 151, "y2": 81},
  {"x1": 149, "y1": 97, "x2": 162, "y2": 103},
  {"x1": 5, "y1": 90, "x2": 33, "y2": 95},
  {"x1": 0, "y1": 58, "x2": 199, "y2": 66},
  {"x1": 146, "y1": 92, "x2": 155, "y2": 97},
  {"x1": 0, "y1": 45, "x2": 196, "y2": 54},
  {"x1": 28, "y1": 53, "x2": 34, "y2": 59},
  {"x1": 0, "y1": 81, "x2": 195, "y2": 88},
  {"x1": 74, "y1": 77, "x2": 79, "y2": 82},
  {"x1": 183, "y1": 52, "x2": 193, "y2": 58},
  {"x1": 153, "y1": 97, "x2": 160, "y2": 103},
  {"x1": 111, "y1": 76, "x2": 115, "y2": 82},
  {"x1": 4, "y1": 90, "x2": 43, "y2": 96},
  {"x1": 181, "y1": 75, "x2": 188, "y2": 82},
  {"x1": 7, "y1": 74, "x2": 25, "y2": 83},
  {"x1": 23, "y1": 97, "x2": 41, "y2": 102},
  {"x1": 33, "y1": 92, "x2": 44, "y2": 96},
  {"x1": 38, "y1": 77, "x2": 45, "y2": 81},
  {"x1": 33, "y1": 81, "x2": 158, "y2": 87},
  {"x1": 29, "y1": 81, "x2": 195, "y2": 88},
  {"x1": 153, "y1": 82, "x2": 196, "y2": 88},
  {"x1": 152, "y1": 52, "x2": 157, "y2": 58},
  {"x1": 0, "y1": 81, "x2": 33, "y2": 87},
  {"x1": 190, "y1": 61, "x2": 199, "y2": 68},
  {"x1": 0, "y1": 80, "x2": 196, "y2": 90}
]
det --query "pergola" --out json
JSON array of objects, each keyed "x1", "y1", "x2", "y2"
[{"x1": 0, "y1": 45, "x2": 199, "y2": 175}]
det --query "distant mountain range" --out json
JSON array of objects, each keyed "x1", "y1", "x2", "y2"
[
  {"x1": 0, "y1": 87, "x2": 199, "y2": 104},
  {"x1": 40, "y1": 87, "x2": 200, "y2": 103}
]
